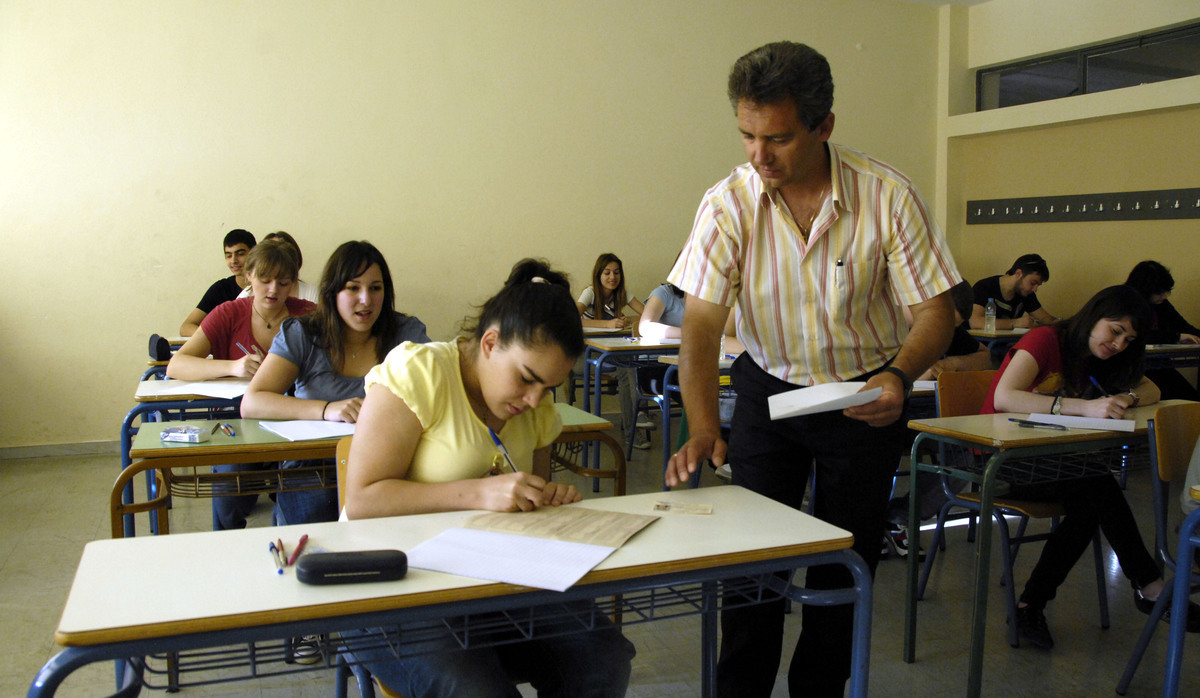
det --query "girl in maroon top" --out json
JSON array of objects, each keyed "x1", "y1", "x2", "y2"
[
  {"x1": 982, "y1": 286, "x2": 1197, "y2": 649},
  {"x1": 168, "y1": 240, "x2": 315, "y2": 381}
]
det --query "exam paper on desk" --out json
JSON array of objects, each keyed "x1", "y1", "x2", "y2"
[
  {"x1": 1025, "y1": 413, "x2": 1135, "y2": 432},
  {"x1": 407, "y1": 506, "x2": 660, "y2": 591},
  {"x1": 407, "y1": 528, "x2": 616, "y2": 592},
  {"x1": 466, "y1": 505, "x2": 658, "y2": 548},
  {"x1": 258, "y1": 420, "x2": 357, "y2": 441}
]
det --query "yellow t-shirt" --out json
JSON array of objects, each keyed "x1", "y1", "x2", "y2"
[{"x1": 364, "y1": 340, "x2": 562, "y2": 483}]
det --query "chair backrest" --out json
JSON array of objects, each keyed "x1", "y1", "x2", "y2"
[
  {"x1": 336, "y1": 435, "x2": 353, "y2": 512},
  {"x1": 1148, "y1": 402, "x2": 1200, "y2": 571},
  {"x1": 1151, "y1": 402, "x2": 1200, "y2": 484},
  {"x1": 935, "y1": 370, "x2": 997, "y2": 418}
]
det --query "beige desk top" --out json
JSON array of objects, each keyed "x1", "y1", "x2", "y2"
[
  {"x1": 967, "y1": 328, "x2": 1030, "y2": 339},
  {"x1": 59, "y1": 486, "x2": 851, "y2": 646},
  {"x1": 585, "y1": 336, "x2": 682, "y2": 352},
  {"x1": 907, "y1": 400, "x2": 1191, "y2": 448}
]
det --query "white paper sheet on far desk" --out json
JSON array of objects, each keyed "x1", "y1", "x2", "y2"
[
  {"x1": 768, "y1": 382, "x2": 882, "y2": 420},
  {"x1": 1025, "y1": 413, "x2": 1135, "y2": 432},
  {"x1": 407, "y1": 528, "x2": 615, "y2": 592},
  {"x1": 257, "y1": 420, "x2": 356, "y2": 441},
  {"x1": 136, "y1": 378, "x2": 249, "y2": 400}
]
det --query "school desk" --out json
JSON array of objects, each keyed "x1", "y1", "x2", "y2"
[
  {"x1": 32, "y1": 486, "x2": 872, "y2": 698},
  {"x1": 118, "y1": 409, "x2": 630, "y2": 538},
  {"x1": 1145, "y1": 342, "x2": 1200, "y2": 372},
  {"x1": 967, "y1": 326, "x2": 1028, "y2": 356},
  {"x1": 119, "y1": 380, "x2": 248, "y2": 535},
  {"x1": 902, "y1": 401, "x2": 1188, "y2": 698},
  {"x1": 552, "y1": 403, "x2": 627, "y2": 495},
  {"x1": 114, "y1": 418, "x2": 341, "y2": 538}
]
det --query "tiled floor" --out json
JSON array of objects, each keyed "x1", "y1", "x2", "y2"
[{"x1": 5, "y1": 403, "x2": 1199, "y2": 696}]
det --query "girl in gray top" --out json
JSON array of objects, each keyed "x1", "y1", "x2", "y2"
[{"x1": 241, "y1": 240, "x2": 430, "y2": 525}]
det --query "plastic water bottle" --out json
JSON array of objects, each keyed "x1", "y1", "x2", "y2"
[{"x1": 984, "y1": 298, "x2": 997, "y2": 333}]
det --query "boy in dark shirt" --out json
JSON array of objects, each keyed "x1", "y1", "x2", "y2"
[{"x1": 179, "y1": 229, "x2": 256, "y2": 336}]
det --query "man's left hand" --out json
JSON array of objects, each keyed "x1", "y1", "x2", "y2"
[{"x1": 843, "y1": 371, "x2": 905, "y2": 427}]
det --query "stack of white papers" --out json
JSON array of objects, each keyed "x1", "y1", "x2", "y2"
[
  {"x1": 257, "y1": 420, "x2": 356, "y2": 441},
  {"x1": 768, "y1": 382, "x2": 881, "y2": 420},
  {"x1": 136, "y1": 378, "x2": 249, "y2": 400}
]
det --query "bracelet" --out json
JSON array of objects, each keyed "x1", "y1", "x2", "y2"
[
  {"x1": 321, "y1": 401, "x2": 331, "y2": 419},
  {"x1": 880, "y1": 366, "x2": 913, "y2": 399}
]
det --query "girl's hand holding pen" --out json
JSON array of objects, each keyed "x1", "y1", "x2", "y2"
[
  {"x1": 1080, "y1": 395, "x2": 1133, "y2": 420},
  {"x1": 540, "y1": 481, "x2": 581, "y2": 507},
  {"x1": 478, "y1": 471, "x2": 549, "y2": 512},
  {"x1": 232, "y1": 345, "x2": 262, "y2": 378}
]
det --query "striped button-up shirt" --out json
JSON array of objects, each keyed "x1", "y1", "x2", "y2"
[{"x1": 668, "y1": 143, "x2": 959, "y2": 386}]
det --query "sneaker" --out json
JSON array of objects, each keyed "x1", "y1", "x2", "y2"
[
  {"x1": 884, "y1": 523, "x2": 926, "y2": 561},
  {"x1": 880, "y1": 534, "x2": 891, "y2": 560},
  {"x1": 636, "y1": 414, "x2": 655, "y2": 430},
  {"x1": 291, "y1": 635, "x2": 323, "y2": 665},
  {"x1": 632, "y1": 432, "x2": 651, "y2": 450},
  {"x1": 1134, "y1": 589, "x2": 1200, "y2": 633},
  {"x1": 1014, "y1": 606, "x2": 1054, "y2": 650}
]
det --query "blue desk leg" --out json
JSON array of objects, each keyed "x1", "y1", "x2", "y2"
[{"x1": 1164, "y1": 506, "x2": 1200, "y2": 697}]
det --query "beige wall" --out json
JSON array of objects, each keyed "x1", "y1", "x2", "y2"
[
  {"x1": 0, "y1": 0, "x2": 941, "y2": 449},
  {"x1": 948, "y1": 105, "x2": 1200, "y2": 317},
  {"x1": 968, "y1": 0, "x2": 1200, "y2": 68},
  {"x1": 946, "y1": 1, "x2": 1200, "y2": 319}
]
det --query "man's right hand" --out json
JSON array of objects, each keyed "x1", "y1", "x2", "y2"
[{"x1": 665, "y1": 431, "x2": 726, "y2": 487}]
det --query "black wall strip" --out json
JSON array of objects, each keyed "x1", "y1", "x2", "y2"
[{"x1": 966, "y1": 188, "x2": 1200, "y2": 224}]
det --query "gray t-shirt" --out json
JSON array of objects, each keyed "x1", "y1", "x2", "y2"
[
  {"x1": 271, "y1": 312, "x2": 431, "y2": 403},
  {"x1": 647, "y1": 284, "x2": 686, "y2": 328}
]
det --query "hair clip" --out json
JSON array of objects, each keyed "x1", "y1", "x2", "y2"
[{"x1": 530, "y1": 276, "x2": 548, "y2": 284}]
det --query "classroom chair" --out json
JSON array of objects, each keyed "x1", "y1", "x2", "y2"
[
  {"x1": 331, "y1": 436, "x2": 403, "y2": 698},
  {"x1": 1116, "y1": 402, "x2": 1200, "y2": 695},
  {"x1": 917, "y1": 370, "x2": 1111, "y2": 648}
]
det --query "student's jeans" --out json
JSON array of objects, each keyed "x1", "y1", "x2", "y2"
[
  {"x1": 342, "y1": 602, "x2": 635, "y2": 698},
  {"x1": 1007, "y1": 474, "x2": 1160, "y2": 610},
  {"x1": 274, "y1": 458, "x2": 339, "y2": 526},
  {"x1": 211, "y1": 462, "x2": 273, "y2": 530},
  {"x1": 718, "y1": 355, "x2": 905, "y2": 698}
]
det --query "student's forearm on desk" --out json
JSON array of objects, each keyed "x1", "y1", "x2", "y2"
[
  {"x1": 241, "y1": 390, "x2": 327, "y2": 421},
  {"x1": 166, "y1": 353, "x2": 236, "y2": 380}
]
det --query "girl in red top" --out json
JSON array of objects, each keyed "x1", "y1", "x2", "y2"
[{"x1": 983, "y1": 285, "x2": 1197, "y2": 649}]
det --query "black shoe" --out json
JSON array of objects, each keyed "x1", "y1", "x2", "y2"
[
  {"x1": 884, "y1": 523, "x2": 926, "y2": 561},
  {"x1": 1015, "y1": 606, "x2": 1054, "y2": 649},
  {"x1": 1134, "y1": 589, "x2": 1200, "y2": 633}
]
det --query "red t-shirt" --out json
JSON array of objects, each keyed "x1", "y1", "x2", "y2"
[
  {"x1": 981, "y1": 325, "x2": 1064, "y2": 414},
  {"x1": 199, "y1": 297, "x2": 315, "y2": 359}
]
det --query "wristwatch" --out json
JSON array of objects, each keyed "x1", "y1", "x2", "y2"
[
  {"x1": 1051, "y1": 395, "x2": 1063, "y2": 415},
  {"x1": 881, "y1": 366, "x2": 913, "y2": 399},
  {"x1": 1126, "y1": 390, "x2": 1140, "y2": 407}
]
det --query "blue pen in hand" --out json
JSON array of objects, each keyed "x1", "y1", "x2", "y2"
[
  {"x1": 487, "y1": 428, "x2": 518, "y2": 474},
  {"x1": 1089, "y1": 376, "x2": 1109, "y2": 397}
]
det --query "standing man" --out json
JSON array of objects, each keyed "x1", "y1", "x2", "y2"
[
  {"x1": 179, "y1": 229, "x2": 257, "y2": 336},
  {"x1": 968, "y1": 253, "x2": 1057, "y2": 330},
  {"x1": 666, "y1": 42, "x2": 958, "y2": 696}
]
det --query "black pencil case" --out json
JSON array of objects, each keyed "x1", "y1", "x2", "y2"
[{"x1": 295, "y1": 550, "x2": 407, "y2": 585}]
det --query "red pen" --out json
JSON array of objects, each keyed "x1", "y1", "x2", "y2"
[{"x1": 286, "y1": 534, "x2": 308, "y2": 566}]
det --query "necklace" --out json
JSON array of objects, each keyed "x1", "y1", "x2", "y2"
[
  {"x1": 253, "y1": 304, "x2": 288, "y2": 330},
  {"x1": 797, "y1": 183, "x2": 830, "y2": 235}
]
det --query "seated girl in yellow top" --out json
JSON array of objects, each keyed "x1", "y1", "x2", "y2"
[{"x1": 343, "y1": 258, "x2": 635, "y2": 697}]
